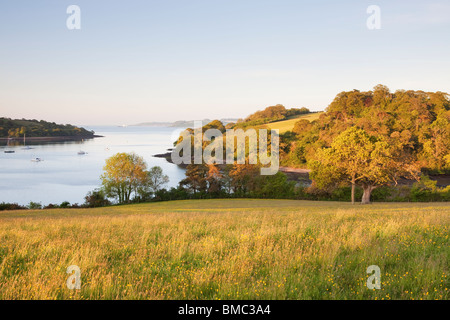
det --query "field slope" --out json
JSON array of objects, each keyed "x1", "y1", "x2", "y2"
[
  {"x1": 265, "y1": 112, "x2": 322, "y2": 133},
  {"x1": 0, "y1": 199, "x2": 448, "y2": 300}
]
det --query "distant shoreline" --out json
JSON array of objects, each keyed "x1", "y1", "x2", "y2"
[
  {"x1": 133, "y1": 118, "x2": 239, "y2": 128},
  {"x1": 0, "y1": 135, "x2": 103, "y2": 142},
  {"x1": 152, "y1": 151, "x2": 313, "y2": 178}
]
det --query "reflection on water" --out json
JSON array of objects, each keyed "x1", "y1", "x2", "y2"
[
  {"x1": 0, "y1": 126, "x2": 186, "y2": 206},
  {"x1": 5, "y1": 140, "x2": 87, "y2": 147}
]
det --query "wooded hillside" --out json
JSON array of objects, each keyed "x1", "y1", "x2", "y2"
[{"x1": 0, "y1": 118, "x2": 95, "y2": 138}]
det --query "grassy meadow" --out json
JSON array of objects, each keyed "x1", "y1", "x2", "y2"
[
  {"x1": 265, "y1": 112, "x2": 323, "y2": 133},
  {"x1": 0, "y1": 199, "x2": 448, "y2": 300}
]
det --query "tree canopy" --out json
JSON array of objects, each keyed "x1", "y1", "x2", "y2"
[
  {"x1": 101, "y1": 153, "x2": 169, "y2": 204},
  {"x1": 235, "y1": 105, "x2": 311, "y2": 128},
  {"x1": 288, "y1": 85, "x2": 449, "y2": 203},
  {"x1": 310, "y1": 127, "x2": 420, "y2": 204}
]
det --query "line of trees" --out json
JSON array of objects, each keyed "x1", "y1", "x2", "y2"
[
  {"x1": 94, "y1": 152, "x2": 295, "y2": 205},
  {"x1": 179, "y1": 163, "x2": 294, "y2": 198},
  {"x1": 88, "y1": 154, "x2": 450, "y2": 207},
  {"x1": 234, "y1": 104, "x2": 311, "y2": 128}
]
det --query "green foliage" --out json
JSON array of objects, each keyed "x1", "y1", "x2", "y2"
[
  {"x1": 310, "y1": 126, "x2": 414, "y2": 203},
  {"x1": 0, "y1": 202, "x2": 27, "y2": 211},
  {"x1": 410, "y1": 176, "x2": 450, "y2": 202},
  {"x1": 234, "y1": 104, "x2": 311, "y2": 128},
  {"x1": 179, "y1": 163, "x2": 295, "y2": 199},
  {"x1": 251, "y1": 172, "x2": 296, "y2": 198},
  {"x1": 27, "y1": 201, "x2": 42, "y2": 210},
  {"x1": 282, "y1": 144, "x2": 307, "y2": 166},
  {"x1": 59, "y1": 201, "x2": 71, "y2": 208},
  {"x1": 299, "y1": 182, "x2": 449, "y2": 203},
  {"x1": 283, "y1": 85, "x2": 450, "y2": 202},
  {"x1": 283, "y1": 86, "x2": 450, "y2": 175},
  {"x1": 101, "y1": 153, "x2": 149, "y2": 204},
  {"x1": 43, "y1": 203, "x2": 59, "y2": 209},
  {"x1": 180, "y1": 164, "x2": 209, "y2": 195},
  {"x1": 292, "y1": 119, "x2": 313, "y2": 135},
  {"x1": 136, "y1": 166, "x2": 170, "y2": 201},
  {"x1": 202, "y1": 120, "x2": 226, "y2": 133},
  {"x1": 154, "y1": 187, "x2": 191, "y2": 201},
  {"x1": 84, "y1": 189, "x2": 111, "y2": 208}
]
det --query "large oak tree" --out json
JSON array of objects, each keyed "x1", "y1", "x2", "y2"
[{"x1": 310, "y1": 127, "x2": 420, "y2": 204}]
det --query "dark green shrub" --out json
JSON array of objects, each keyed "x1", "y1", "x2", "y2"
[
  {"x1": 60, "y1": 201, "x2": 71, "y2": 208},
  {"x1": 27, "y1": 201, "x2": 42, "y2": 210},
  {"x1": 0, "y1": 202, "x2": 27, "y2": 211},
  {"x1": 84, "y1": 189, "x2": 110, "y2": 208}
]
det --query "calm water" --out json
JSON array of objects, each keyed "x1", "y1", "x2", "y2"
[{"x1": 0, "y1": 126, "x2": 186, "y2": 206}]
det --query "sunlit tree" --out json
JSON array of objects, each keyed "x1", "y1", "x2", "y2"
[
  {"x1": 101, "y1": 152, "x2": 148, "y2": 204},
  {"x1": 310, "y1": 127, "x2": 420, "y2": 204}
]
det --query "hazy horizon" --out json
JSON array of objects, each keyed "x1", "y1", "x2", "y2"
[{"x1": 1, "y1": 0, "x2": 450, "y2": 125}]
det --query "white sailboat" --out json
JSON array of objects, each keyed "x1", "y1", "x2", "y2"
[
  {"x1": 4, "y1": 138, "x2": 15, "y2": 153},
  {"x1": 77, "y1": 138, "x2": 87, "y2": 155},
  {"x1": 22, "y1": 133, "x2": 33, "y2": 150}
]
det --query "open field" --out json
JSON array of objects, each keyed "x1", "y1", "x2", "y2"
[
  {"x1": 265, "y1": 112, "x2": 323, "y2": 133},
  {"x1": 0, "y1": 199, "x2": 448, "y2": 300}
]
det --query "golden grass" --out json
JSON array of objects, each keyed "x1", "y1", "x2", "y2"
[
  {"x1": 0, "y1": 199, "x2": 448, "y2": 300},
  {"x1": 265, "y1": 113, "x2": 323, "y2": 133}
]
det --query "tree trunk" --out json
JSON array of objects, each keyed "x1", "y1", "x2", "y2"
[
  {"x1": 118, "y1": 189, "x2": 122, "y2": 204},
  {"x1": 352, "y1": 181, "x2": 355, "y2": 204},
  {"x1": 361, "y1": 185, "x2": 375, "y2": 204},
  {"x1": 351, "y1": 173, "x2": 356, "y2": 204}
]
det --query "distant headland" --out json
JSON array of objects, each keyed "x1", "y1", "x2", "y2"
[
  {"x1": 132, "y1": 118, "x2": 239, "y2": 128},
  {"x1": 0, "y1": 117, "x2": 103, "y2": 142}
]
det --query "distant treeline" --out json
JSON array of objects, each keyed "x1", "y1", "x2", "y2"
[
  {"x1": 1, "y1": 169, "x2": 448, "y2": 211},
  {"x1": 0, "y1": 118, "x2": 95, "y2": 138},
  {"x1": 233, "y1": 105, "x2": 311, "y2": 128}
]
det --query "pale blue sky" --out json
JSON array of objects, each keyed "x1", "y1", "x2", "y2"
[{"x1": 1, "y1": 0, "x2": 449, "y2": 125}]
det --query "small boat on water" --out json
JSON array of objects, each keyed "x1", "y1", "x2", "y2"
[
  {"x1": 77, "y1": 151, "x2": 87, "y2": 155},
  {"x1": 22, "y1": 134, "x2": 33, "y2": 150},
  {"x1": 4, "y1": 138, "x2": 15, "y2": 153},
  {"x1": 31, "y1": 157, "x2": 42, "y2": 162}
]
